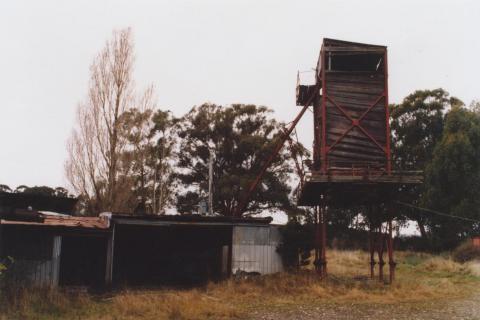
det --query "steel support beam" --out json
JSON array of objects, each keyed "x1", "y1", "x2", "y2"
[
  {"x1": 105, "y1": 225, "x2": 115, "y2": 286},
  {"x1": 234, "y1": 85, "x2": 319, "y2": 217}
]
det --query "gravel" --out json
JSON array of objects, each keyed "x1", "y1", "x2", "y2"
[{"x1": 247, "y1": 290, "x2": 480, "y2": 320}]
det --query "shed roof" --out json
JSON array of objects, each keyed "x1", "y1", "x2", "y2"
[
  {"x1": 110, "y1": 213, "x2": 273, "y2": 227},
  {"x1": 1, "y1": 210, "x2": 273, "y2": 230},
  {"x1": 0, "y1": 210, "x2": 109, "y2": 229}
]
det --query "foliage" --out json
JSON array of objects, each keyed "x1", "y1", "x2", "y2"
[
  {"x1": 277, "y1": 218, "x2": 314, "y2": 269},
  {"x1": 0, "y1": 256, "x2": 14, "y2": 286},
  {"x1": 175, "y1": 103, "x2": 308, "y2": 216},
  {"x1": 0, "y1": 184, "x2": 12, "y2": 192},
  {"x1": 119, "y1": 106, "x2": 177, "y2": 214},
  {"x1": 390, "y1": 88, "x2": 462, "y2": 168},
  {"x1": 452, "y1": 240, "x2": 480, "y2": 263},
  {"x1": 424, "y1": 106, "x2": 480, "y2": 248},
  {"x1": 148, "y1": 109, "x2": 178, "y2": 213},
  {"x1": 18, "y1": 186, "x2": 70, "y2": 197},
  {"x1": 389, "y1": 89, "x2": 463, "y2": 238},
  {"x1": 0, "y1": 185, "x2": 71, "y2": 198}
]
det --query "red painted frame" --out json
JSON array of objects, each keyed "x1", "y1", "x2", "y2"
[{"x1": 318, "y1": 48, "x2": 391, "y2": 174}]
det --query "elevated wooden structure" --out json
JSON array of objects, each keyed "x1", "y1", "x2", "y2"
[
  {"x1": 296, "y1": 39, "x2": 423, "y2": 282},
  {"x1": 298, "y1": 170, "x2": 423, "y2": 206}
]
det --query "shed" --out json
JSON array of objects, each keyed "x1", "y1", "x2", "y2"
[
  {"x1": 232, "y1": 225, "x2": 283, "y2": 274},
  {"x1": 1, "y1": 206, "x2": 284, "y2": 287},
  {"x1": 108, "y1": 213, "x2": 283, "y2": 285},
  {"x1": 0, "y1": 213, "x2": 109, "y2": 287}
]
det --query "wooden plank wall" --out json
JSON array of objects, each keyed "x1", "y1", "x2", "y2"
[{"x1": 325, "y1": 70, "x2": 386, "y2": 165}]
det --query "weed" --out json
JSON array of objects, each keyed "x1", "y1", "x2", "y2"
[
  {"x1": 1, "y1": 250, "x2": 478, "y2": 320},
  {"x1": 452, "y1": 240, "x2": 480, "y2": 262}
]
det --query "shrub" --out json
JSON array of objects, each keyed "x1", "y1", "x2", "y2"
[
  {"x1": 452, "y1": 240, "x2": 480, "y2": 262},
  {"x1": 0, "y1": 256, "x2": 14, "y2": 285},
  {"x1": 277, "y1": 220, "x2": 314, "y2": 270}
]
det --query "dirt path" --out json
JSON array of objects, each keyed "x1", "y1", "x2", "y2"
[{"x1": 248, "y1": 290, "x2": 480, "y2": 320}]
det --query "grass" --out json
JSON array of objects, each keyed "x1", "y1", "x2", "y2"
[{"x1": 1, "y1": 250, "x2": 479, "y2": 320}]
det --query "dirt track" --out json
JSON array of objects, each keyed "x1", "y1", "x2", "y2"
[{"x1": 248, "y1": 290, "x2": 480, "y2": 320}]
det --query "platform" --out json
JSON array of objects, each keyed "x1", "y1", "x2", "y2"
[{"x1": 297, "y1": 170, "x2": 423, "y2": 206}]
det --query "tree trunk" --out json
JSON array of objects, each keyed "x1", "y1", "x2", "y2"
[{"x1": 417, "y1": 219, "x2": 428, "y2": 239}]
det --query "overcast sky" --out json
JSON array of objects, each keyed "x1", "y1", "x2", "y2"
[{"x1": 0, "y1": 0, "x2": 479, "y2": 190}]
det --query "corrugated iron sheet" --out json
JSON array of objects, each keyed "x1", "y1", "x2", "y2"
[
  {"x1": 231, "y1": 226, "x2": 283, "y2": 274},
  {"x1": 0, "y1": 215, "x2": 109, "y2": 229}
]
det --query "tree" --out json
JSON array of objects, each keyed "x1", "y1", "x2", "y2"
[
  {"x1": 65, "y1": 28, "x2": 156, "y2": 213},
  {"x1": 120, "y1": 98, "x2": 177, "y2": 214},
  {"x1": 390, "y1": 89, "x2": 461, "y2": 167},
  {"x1": 389, "y1": 89, "x2": 463, "y2": 238},
  {"x1": 277, "y1": 218, "x2": 314, "y2": 270},
  {"x1": 0, "y1": 185, "x2": 72, "y2": 197},
  {"x1": 176, "y1": 103, "x2": 308, "y2": 216},
  {"x1": 0, "y1": 185, "x2": 12, "y2": 193},
  {"x1": 424, "y1": 106, "x2": 480, "y2": 248},
  {"x1": 149, "y1": 109, "x2": 177, "y2": 213},
  {"x1": 469, "y1": 100, "x2": 480, "y2": 113},
  {"x1": 118, "y1": 88, "x2": 156, "y2": 213}
]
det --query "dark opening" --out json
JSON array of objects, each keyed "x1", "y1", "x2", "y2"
[
  {"x1": 59, "y1": 235, "x2": 107, "y2": 287},
  {"x1": 113, "y1": 224, "x2": 232, "y2": 286},
  {"x1": 2, "y1": 228, "x2": 53, "y2": 260},
  {"x1": 296, "y1": 84, "x2": 317, "y2": 106},
  {"x1": 328, "y1": 53, "x2": 384, "y2": 72}
]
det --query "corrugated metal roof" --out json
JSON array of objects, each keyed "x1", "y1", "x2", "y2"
[
  {"x1": 1, "y1": 211, "x2": 271, "y2": 229},
  {"x1": 0, "y1": 213, "x2": 109, "y2": 229},
  {"x1": 110, "y1": 213, "x2": 273, "y2": 226}
]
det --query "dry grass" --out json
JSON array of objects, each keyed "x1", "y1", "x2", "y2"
[
  {"x1": 1, "y1": 250, "x2": 479, "y2": 320},
  {"x1": 466, "y1": 261, "x2": 480, "y2": 276}
]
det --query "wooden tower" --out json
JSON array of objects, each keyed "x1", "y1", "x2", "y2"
[{"x1": 296, "y1": 39, "x2": 422, "y2": 281}]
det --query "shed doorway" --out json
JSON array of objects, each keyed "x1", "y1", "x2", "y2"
[
  {"x1": 59, "y1": 235, "x2": 108, "y2": 287},
  {"x1": 112, "y1": 224, "x2": 232, "y2": 286}
]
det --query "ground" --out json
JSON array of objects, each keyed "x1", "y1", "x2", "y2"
[
  {"x1": 1, "y1": 250, "x2": 479, "y2": 320},
  {"x1": 249, "y1": 292, "x2": 480, "y2": 320}
]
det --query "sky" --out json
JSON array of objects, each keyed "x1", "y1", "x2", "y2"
[{"x1": 0, "y1": 0, "x2": 479, "y2": 190}]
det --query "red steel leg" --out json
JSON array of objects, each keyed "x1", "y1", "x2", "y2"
[
  {"x1": 377, "y1": 228, "x2": 386, "y2": 282},
  {"x1": 369, "y1": 227, "x2": 376, "y2": 279},
  {"x1": 321, "y1": 205, "x2": 327, "y2": 278},
  {"x1": 314, "y1": 206, "x2": 321, "y2": 274},
  {"x1": 388, "y1": 219, "x2": 396, "y2": 283}
]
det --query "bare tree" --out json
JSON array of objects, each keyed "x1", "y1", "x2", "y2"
[{"x1": 66, "y1": 28, "x2": 139, "y2": 213}]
